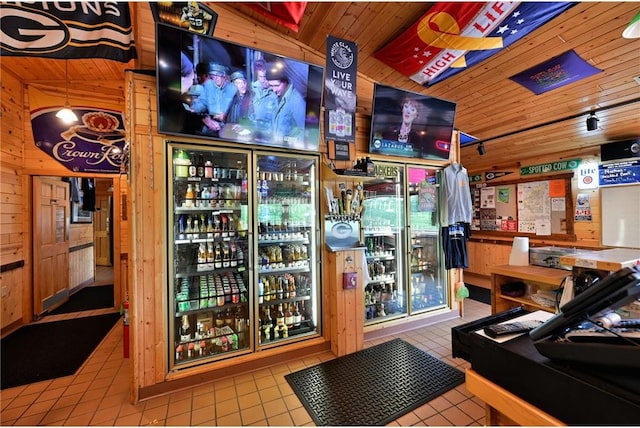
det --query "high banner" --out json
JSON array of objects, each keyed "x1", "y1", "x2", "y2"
[
  {"x1": 0, "y1": 2, "x2": 136, "y2": 62},
  {"x1": 325, "y1": 35, "x2": 357, "y2": 143},
  {"x1": 29, "y1": 86, "x2": 127, "y2": 174},
  {"x1": 374, "y1": 2, "x2": 574, "y2": 86}
]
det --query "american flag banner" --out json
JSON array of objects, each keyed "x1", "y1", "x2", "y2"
[
  {"x1": 244, "y1": 2, "x2": 307, "y2": 32},
  {"x1": 374, "y1": 2, "x2": 575, "y2": 86}
]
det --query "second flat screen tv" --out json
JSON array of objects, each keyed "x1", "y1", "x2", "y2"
[
  {"x1": 369, "y1": 83, "x2": 456, "y2": 161},
  {"x1": 156, "y1": 23, "x2": 323, "y2": 152}
]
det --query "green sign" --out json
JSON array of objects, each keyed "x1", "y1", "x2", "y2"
[{"x1": 520, "y1": 159, "x2": 581, "y2": 176}]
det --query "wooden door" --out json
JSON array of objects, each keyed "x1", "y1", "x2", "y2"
[
  {"x1": 33, "y1": 177, "x2": 70, "y2": 317},
  {"x1": 94, "y1": 194, "x2": 112, "y2": 266}
]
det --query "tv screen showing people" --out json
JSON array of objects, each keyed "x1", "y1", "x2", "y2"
[
  {"x1": 369, "y1": 83, "x2": 456, "y2": 161},
  {"x1": 156, "y1": 23, "x2": 324, "y2": 152}
]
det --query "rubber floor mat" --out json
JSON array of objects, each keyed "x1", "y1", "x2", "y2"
[{"x1": 285, "y1": 338, "x2": 465, "y2": 426}]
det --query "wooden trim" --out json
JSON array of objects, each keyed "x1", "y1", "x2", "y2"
[
  {"x1": 0, "y1": 260, "x2": 25, "y2": 273},
  {"x1": 138, "y1": 340, "x2": 331, "y2": 400},
  {"x1": 465, "y1": 368, "x2": 564, "y2": 426},
  {"x1": 69, "y1": 242, "x2": 94, "y2": 252}
]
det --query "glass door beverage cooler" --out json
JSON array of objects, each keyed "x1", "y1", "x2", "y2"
[
  {"x1": 167, "y1": 143, "x2": 321, "y2": 370},
  {"x1": 361, "y1": 163, "x2": 407, "y2": 325},
  {"x1": 255, "y1": 153, "x2": 319, "y2": 347},
  {"x1": 407, "y1": 166, "x2": 447, "y2": 314},
  {"x1": 361, "y1": 163, "x2": 448, "y2": 326}
]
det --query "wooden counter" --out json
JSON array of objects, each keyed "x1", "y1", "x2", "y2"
[
  {"x1": 490, "y1": 265, "x2": 569, "y2": 314},
  {"x1": 559, "y1": 248, "x2": 640, "y2": 271},
  {"x1": 466, "y1": 369, "x2": 564, "y2": 426}
]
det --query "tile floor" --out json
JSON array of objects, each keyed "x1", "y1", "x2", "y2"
[{"x1": 1, "y1": 272, "x2": 491, "y2": 426}]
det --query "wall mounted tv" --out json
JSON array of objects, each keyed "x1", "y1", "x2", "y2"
[
  {"x1": 156, "y1": 23, "x2": 324, "y2": 152},
  {"x1": 369, "y1": 83, "x2": 456, "y2": 161}
]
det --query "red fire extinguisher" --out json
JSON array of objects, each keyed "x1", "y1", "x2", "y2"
[{"x1": 122, "y1": 296, "x2": 130, "y2": 358}]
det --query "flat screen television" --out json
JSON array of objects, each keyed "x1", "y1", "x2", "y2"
[
  {"x1": 368, "y1": 83, "x2": 456, "y2": 161},
  {"x1": 156, "y1": 23, "x2": 324, "y2": 152}
]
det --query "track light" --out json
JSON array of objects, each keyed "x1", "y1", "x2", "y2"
[
  {"x1": 56, "y1": 60, "x2": 78, "y2": 124},
  {"x1": 477, "y1": 142, "x2": 486, "y2": 156},
  {"x1": 586, "y1": 111, "x2": 599, "y2": 131}
]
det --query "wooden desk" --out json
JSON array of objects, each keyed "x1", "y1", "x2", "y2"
[
  {"x1": 559, "y1": 248, "x2": 640, "y2": 271},
  {"x1": 466, "y1": 368, "x2": 564, "y2": 426},
  {"x1": 490, "y1": 265, "x2": 569, "y2": 314}
]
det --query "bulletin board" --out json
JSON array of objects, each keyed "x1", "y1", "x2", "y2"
[
  {"x1": 471, "y1": 173, "x2": 574, "y2": 239},
  {"x1": 601, "y1": 184, "x2": 640, "y2": 249}
]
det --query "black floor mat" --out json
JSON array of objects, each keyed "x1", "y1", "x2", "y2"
[
  {"x1": 285, "y1": 338, "x2": 465, "y2": 426},
  {"x1": 1, "y1": 312, "x2": 120, "y2": 390},
  {"x1": 48, "y1": 285, "x2": 114, "y2": 315},
  {"x1": 467, "y1": 284, "x2": 491, "y2": 305}
]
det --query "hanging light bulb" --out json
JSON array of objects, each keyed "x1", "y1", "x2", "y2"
[{"x1": 56, "y1": 60, "x2": 78, "y2": 124}]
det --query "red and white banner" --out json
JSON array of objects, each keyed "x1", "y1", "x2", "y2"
[
  {"x1": 244, "y1": 2, "x2": 307, "y2": 32},
  {"x1": 374, "y1": 2, "x2": 574, "y2": 86}
]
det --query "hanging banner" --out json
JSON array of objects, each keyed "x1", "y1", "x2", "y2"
[
  {"x1": 485, "y1": 171, "x2": 513, "y2": 182},
  {"x1": 0, "y1": 2, "x2": 136, "y2": 62},
  {"x1": 325, "y1": 35, "x2": 358, "y2": 143},
  {"x1": 374, "y1": 2, "x2": 575, "y2": 86},
  {"x1": 149, "y1": 1, "x2": 218, "y2": 36},
  {"x1": 29, "y1": 87, "x2": 126, "y2": 174},
  {"x1": 509, "y1": 50, "x2": 602, "y2": 95},
  {"x1": 244, "y1": 2, "x2": 307, "y2": 32}
]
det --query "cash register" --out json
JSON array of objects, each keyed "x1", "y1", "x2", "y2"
[{"x1": 530, "y1": 265, "x2": 640, "y2": 368}]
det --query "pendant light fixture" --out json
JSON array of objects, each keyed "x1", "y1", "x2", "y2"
[{"x1": 56, "y1": 60, "x2": 78, "y2": 123}]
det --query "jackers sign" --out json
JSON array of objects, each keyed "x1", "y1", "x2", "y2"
[{"x1": 29, "y1": 86, "x2": 126, "y2": 173}]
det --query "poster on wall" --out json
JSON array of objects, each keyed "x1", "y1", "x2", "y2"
[
  {"x1": 325, "y1": 35, "x2": 357, "y2": 143},
  {"x1": 149, "y1": 1, "x2": 218, "y2": 36},
  {"x1": 28, "y1": 86, "x2": 126, "y2": 173}
]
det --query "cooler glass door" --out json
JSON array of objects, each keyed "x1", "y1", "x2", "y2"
[
  {"x1": 255, "y1": 153, "x2": 321, "y2": 346},
  {"x1": 361, "y1": 163, "x2": 406, "y2": 324},
  {"x1": 407, "y1": 166, "x2": 447, "y2": 314},
  {"x1": 168, "y1": 143, "x2": 252, "y2": 370}
]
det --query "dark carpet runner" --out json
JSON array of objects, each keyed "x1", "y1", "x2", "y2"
[
  {"x1": 285, "y1": 338, "x2": 465, "y2": 426},
  {"x1": 48, "y1": 284, "x2": 114, "y2": 315},
  {"x1": 1, "y1": 312, "x2": 120, "y2": 389}
]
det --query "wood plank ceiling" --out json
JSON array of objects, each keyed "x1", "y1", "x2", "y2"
[{"x1": 3, "y1": 2, "x2": 639, "y2": 171}]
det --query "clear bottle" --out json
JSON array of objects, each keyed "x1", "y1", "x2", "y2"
[
  {"x1": 185, "y1": 184, "x2": 195, "y2": 208},
  {"x1": 180, "y1": 315, "x2": 191, "y2": 342},
  {"x1": 188, "y1": 155, "x2": 197, "y2": 177},
  {"x1": 204, "y1": 160, "x2": 213, "y2": 178},
  {"x1": 293, "y1": 302, "x2": 302, "y2": 327},
  {"x1": 262, "y1": 308, "x2": 272, "y2": 342},
  {"x1": 285, "y1": 304, "x2": 294, "y2": 329},
  {"x1": 258, "y1": 277, "x2": 264, "y2": 304},
  {"x1": 275, "y1": 304, "x2": 285, "y2": 329},
  {"x1": 196, "y1": 155, "x2": 205, "y2": 178}
]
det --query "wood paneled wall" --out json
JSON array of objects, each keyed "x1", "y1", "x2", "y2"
[
  {"x1": 463, "y1": 152, "x2": 603, "y2": 288},
  {"x1": 1, "y1": 68, "x2": 28, "y2": 329}
]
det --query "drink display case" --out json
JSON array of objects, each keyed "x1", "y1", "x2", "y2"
[
  {"x1": 407, "y1": 167, "x2": 446, "y2": 313},
  {"x1": 361, "y1": 164, "x2": 407, "y2": 324},
  {"x1": 255, "y1": 154, "x2": 320, "y2": 346},
  {"x1": 360, "y1": 163, "x2": 448, "y2": 326},
  {"x1": 168, "y1": 144, "x2": 252, "y2": 369},
  {"x1": 167, "y1": 143, "x2": 321, "y2": 370}
]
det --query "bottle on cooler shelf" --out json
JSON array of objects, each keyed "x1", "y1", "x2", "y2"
[
  {"x1": 180, "y1": 315, "x2": 191, "y2": 343},
  {"x1": 196, "y1": 155, "x2": 205, "y2": 178},
  {"x1": 188, "y1": 155, "x2": 197, "y2": 178},
  {"x1": 262, "y1": 308, "x2": 272, "y2": 342},
  {"x1": 204, "y1": 160, "x2": 213, "y2": 178},
  {"x1": 293, "y1": 302, "x2": 301, "y2": 327},
  {"x1": 285, "y1": 304, "x2": 294, "y2": 329},
  {"x1": 185, "y1": 184, "x2": 195, "y2": 208},
  {"x1": 258, "y1": 277, "x2": 264, "y2": 304}
]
